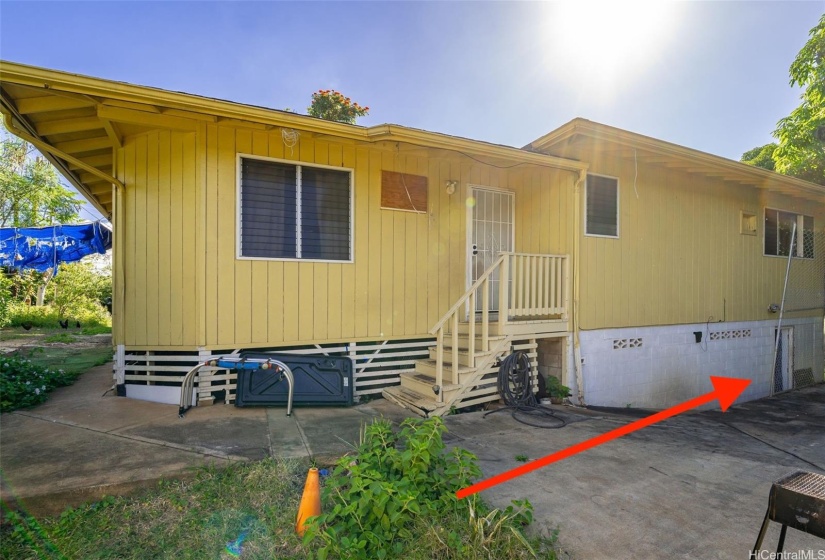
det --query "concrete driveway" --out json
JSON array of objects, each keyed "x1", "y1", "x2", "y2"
[
  {"x1": 2, "y1": 363, "x2": 823, "y2": 558},
  {"x1": 446, "y1": 385, "x2": 825, "y2": 559}
]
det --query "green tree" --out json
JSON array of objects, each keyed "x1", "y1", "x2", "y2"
[
  {"x1": 46, "y1": 260, "x2": 111, "y2": 321},
  {"x1": 1, "y1": 124, "x2": 87, "y2": 306},
  {"x1": 307, "y1": 90, "x2": 369, "y2": 124},
  {"x1": 0, "y1": 124, "x2": 83, "y2": 227},
  {"x1": 742, "y1": 15, "x2": 824, "y2": 184},
  {"x1": 0, "y1": 273, "x2": 12, "y2": 328},
  {"x1": 741, "y1": 143, "x2": 778, "y2": 171}
]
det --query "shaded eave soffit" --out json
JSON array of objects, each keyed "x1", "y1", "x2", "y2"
[
  {"x1": 0, "y1": 61, "x2": 588, "y2": 219},
  {"x1": 525, "y1": 118, "x2": 825, "y2": 205}
]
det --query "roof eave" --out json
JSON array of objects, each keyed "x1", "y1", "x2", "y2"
[
  {"x1": 1, "y1": 60, "x2": 588, "y2": 175},
  {"x1": 528, "y1": 118, "x2": 825, "y2": 197}
]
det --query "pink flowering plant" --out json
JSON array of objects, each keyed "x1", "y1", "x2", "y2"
[{"x1": 307, "y1": 90, "x2": 369, "y2": 124}]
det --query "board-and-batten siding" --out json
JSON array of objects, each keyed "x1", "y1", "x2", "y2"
[
  {"x1": 117, "y1": 123, "x2": 577, "y2": 349},
  {"x1": 577, "y1": 149, "x2": 824, "y2": 330},
  {"x1": 119, "y1": 130, "x2": 198, "y2": 348}
]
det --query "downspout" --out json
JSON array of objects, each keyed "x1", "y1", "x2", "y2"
[
  {"x1": 111, "y1": 150, "x2": 128, "y2": 395},
  {"x1": 572, "y1": 169, "x2": 586, "y2": 405}
]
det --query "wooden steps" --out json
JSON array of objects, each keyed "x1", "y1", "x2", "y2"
[
  {"x1": 382, "y1": 386, "x2": 439, "y2": 417},
  {"x1": 383, "y1": 332, "x2": 514, "y2": 417},
  {"x1": 383, "y1": 252, "x2": 568, "y2": 417}
]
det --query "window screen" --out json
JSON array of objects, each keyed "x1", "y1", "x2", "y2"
[
  {"x1": 764, "y1": 208, "x2": 814, "y2": 258},
  {"x1": 240, "y1": 157, "x2": 351, "y2": 261},
  {"x1": 586, "y1": 175, "x2": 619, "y2": 237}
]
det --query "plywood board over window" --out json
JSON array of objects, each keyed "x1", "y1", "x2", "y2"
[{"x1": 381, "y1": 170, "x2": 427, "y2": 213}]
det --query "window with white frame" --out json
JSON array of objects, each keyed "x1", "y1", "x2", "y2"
[
  {"x1": 239, "y1": 156, "x2": 352, "y2": 261},
  {"x1": 585, "y1": 174, "x2": 619, "y2": 237},
  {"x1": 764, "y1": 208, "x2": 813, "y2": 259}
]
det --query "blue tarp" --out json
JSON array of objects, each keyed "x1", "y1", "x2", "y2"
[{"x1": 0, "y1": 222, "x2": 112, "y2": 274}]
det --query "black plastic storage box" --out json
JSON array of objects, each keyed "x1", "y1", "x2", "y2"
[{"x1": 235, "y1": 353, "x2": 353, "y2": 407}]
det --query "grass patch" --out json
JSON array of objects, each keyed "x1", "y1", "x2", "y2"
[
  {"x1": 1, "y1": 459, "x2": 313, "y2": 560},
  {"x1": 80, "y1": 324, "x2": 112, "y2": 335},
  {"x1": 0, "y1": 332, "x2": 35, "y2": 341},
  {"x1": 22, "y1": 345, "x2": 112, "y2": 377},
  {"x1": 1, "y1": 422, "x2": 561, "y2": 559},
  {"x1": 42, "y1": 333, "x2": 76, "y2": 344}
]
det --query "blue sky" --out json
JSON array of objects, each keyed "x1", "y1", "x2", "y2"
[{"x1": 1, "y1": 1, "x2": 822, "y2": 220}]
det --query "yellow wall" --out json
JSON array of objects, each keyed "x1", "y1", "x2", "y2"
[
  {"x1": 116, "y1": 123, "x2": 577, "y2": 349},
  {"x1": 115, "y1": 122, "x2": 821, "y2": 348},
  {"x1": 118, "y1": 130, "x2": 198, "y2": 347},
  {"x1": 577, "y1": 148, "x2": 824, "y2": 330}
]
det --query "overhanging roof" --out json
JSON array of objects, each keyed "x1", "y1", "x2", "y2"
[
  {"x1": 526, "y1": 118, "x2": 825, "y2": 204},
  {"x1": 0, "y1": 61, "x2": 587, "y2": 218}
]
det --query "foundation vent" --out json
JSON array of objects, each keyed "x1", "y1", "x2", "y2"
[
  {"x1": 709, "y1": 329, "x2": 751, "y2": 341},
  {"x1": 613, "y1": 338, "x2": 643, "y2": 350}
]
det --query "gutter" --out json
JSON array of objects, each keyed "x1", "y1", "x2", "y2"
[
  {"x1": 0, "y1": 61, "x2": 588, "y2": 176},
  {"x1": 367, "y1": 125, "x2": 589, "y2": 173},
  {"x1": 572, "y1": 170, "x2": 586, "y2": 405}
]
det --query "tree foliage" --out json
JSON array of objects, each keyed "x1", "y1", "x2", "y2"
[
  {"x1": 0, "y1": 125, "x2": 82, "y2": 227},
  {"x1": 307, "y1": 90, "x2": 369, "y2": 124},
  {"x1": 773, "y1": 14, "x2": 825, "y2": 184},
  {"x1": 740, "y1": 143, "x2": 778, "y2": 171},
  {"x1": 745, "y1": 15, "x2": 825, "y2": 184},
  {"x1": 47, "y1": 260, "x2": 111, "y2": 320}
]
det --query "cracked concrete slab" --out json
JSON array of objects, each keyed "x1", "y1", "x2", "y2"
[
  {"x1": 448, "y1": 385, "x2": 825, "y2": 559},
  {"x1": 2, "y1": 361, "x2": 823, "y2": 559}
]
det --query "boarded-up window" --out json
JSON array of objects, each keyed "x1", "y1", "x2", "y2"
[
  {"x1": 240, "y1": 157, "x2": 352, "y2": 261},
  {"x1": 765, "y1": 208, "x2": 813, "y2": 259},
  {"x1": 381, "y1": 170, "x2": 427, "y2": 213},
  {"x1": 585, "y1": 174, "x2": 619, "y2": 237}
]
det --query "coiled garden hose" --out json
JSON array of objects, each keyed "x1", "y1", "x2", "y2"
[{"x1": 483, "y1": 351, "x2": 567, "y2": 429}]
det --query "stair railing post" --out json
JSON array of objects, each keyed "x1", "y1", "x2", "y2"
[
  {"x1": 481, "y1": 277, "x2": 489, "y2": 351},
  {"x1": 451, "y1": 313, "x2": 459, "y2": 385},
  {"x1": 498, "y1": 253, "x2": 510, "y2": 332},
  {"x1": 468, "y1": 291, "x2": 476, "y2": 368},
  {"x1": 563, "y1": 255, "x2": 570, "y2": 320},
  {"x1": 436, "y1": 327, "x2": 444, "y2": 404}
]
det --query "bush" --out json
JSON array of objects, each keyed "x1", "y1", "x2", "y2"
[
  {"x1": 305, "y1": 417, "x2": 544, "y2": 559},
  {"x1": 7, "y1": 301, "x2": 110, "y2": 329},
  {"x1": 0, "y1": 353, "x2": 75, "y2": 412},
  {"x1": 0, "y1": 273, "x2": 11, "y2": 328}
]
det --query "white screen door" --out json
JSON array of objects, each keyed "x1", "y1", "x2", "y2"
[{"x1": 468, "y1": 186, "x2": 514, "y2": 312}]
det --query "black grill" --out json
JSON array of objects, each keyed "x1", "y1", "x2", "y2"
[{"x1": 753, "y1": 470, "x2": 825, "y2": 554}]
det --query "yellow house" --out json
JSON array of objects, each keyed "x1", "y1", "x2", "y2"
[{"x1": 1, "y1": 61, "x2": 822, "y2": 415}]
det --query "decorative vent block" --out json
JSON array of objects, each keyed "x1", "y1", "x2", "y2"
[
  {"x1": 613, "y1": 338, "x2": 643, "y2": 350},
  {"x1": 709, "y1": 329, "x2": 751, "y2": 341}
]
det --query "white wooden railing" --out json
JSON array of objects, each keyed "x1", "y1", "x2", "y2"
[
  {"x1": 428, "y1": 252, "x2": 569, "y2": 403},
  {"x1": 505, "y1": 253, "x2": 569, "y2": 318}
]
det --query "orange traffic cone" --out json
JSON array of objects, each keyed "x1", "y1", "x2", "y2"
[{"x1": 296, "y1": 467, "x2": 321, "y2": 536}]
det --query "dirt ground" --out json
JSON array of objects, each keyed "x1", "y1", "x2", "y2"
[{"x1": 0, "y1": 330, "x2": 112, "y2": 354}]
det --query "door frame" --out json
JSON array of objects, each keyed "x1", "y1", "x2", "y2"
[
  {"x1": 773, "y1": 326, "x2": 794, "y2": 392},
  {"x1": 465, "y1": 184, "x2": 516, "y2": 305}
]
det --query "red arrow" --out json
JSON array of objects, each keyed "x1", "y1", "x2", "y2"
[{"x1": 456, "y1": 376, "x2": 750, "y2": 499}]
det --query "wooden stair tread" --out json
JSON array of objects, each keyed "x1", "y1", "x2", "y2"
[
  {"x1": 402, "y1": 372, "x2": 460, "y2": 390},
  {"x1": 416, "y1": 359, "x2": 473, "y2": 374},
  {"x1": 382, "y1": 386, "x2": 438, "y2": 414}
]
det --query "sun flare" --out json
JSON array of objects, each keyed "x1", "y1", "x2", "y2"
[{"x1": 546, "y1": 1, "x2": 681, "y2": 95}]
